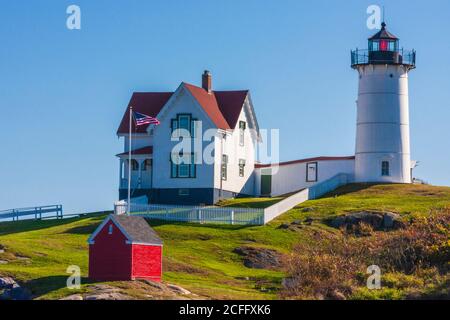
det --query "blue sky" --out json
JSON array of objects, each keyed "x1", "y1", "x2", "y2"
[{"x1": 1, "y1": 0, "x2": 449, "y2": 214}]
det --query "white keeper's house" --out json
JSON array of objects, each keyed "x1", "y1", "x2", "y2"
[{"x1": 116, "y1": 22, "x2": 417, "y2": 205}]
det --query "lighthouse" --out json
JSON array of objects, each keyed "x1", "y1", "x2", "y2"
[{"x1": 351, "y1": 22, "x2": 416, "y2": 183}]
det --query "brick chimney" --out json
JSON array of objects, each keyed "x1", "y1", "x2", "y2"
[{"x1": 202, "y1": 70, "x2": 212, "y2": 93}]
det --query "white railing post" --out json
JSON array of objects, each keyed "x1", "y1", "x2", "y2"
[
  {"x1": 230, "y1": 210, "x2": 234, "y2": 225},
  {"x1": 198, "y1": 209, "x2": 202, "y2": 224}
]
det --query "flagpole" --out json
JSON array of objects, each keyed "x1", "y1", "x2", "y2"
[{"x1": 128, "y1": 106, "x2": 133, "y2": 215}]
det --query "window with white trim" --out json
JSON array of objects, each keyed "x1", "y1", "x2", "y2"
[
  {"x1": 170, "y1": 153, "x2": 196, "y2": 178},
  {"x1": 239, "y1": 121, "x2": 246, "y2": 146},
  {"x1": 221, "y1": 155, "x2": 228, "y2": 181},
  {"x1": 239, "y1": 159, "x2": 246, "y2": 177},
  {"x1": 108, "y1": 224, "x2": 113, "y2": 235},
  {"x1": 171, "y1": 114, "x2": 198, "y2": 138},
  {"x1": 381, "y1": 161, "x2": 390, "y2": 176}
]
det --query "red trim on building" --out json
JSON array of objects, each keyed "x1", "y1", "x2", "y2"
[
  {"x1": 116, "y1": 146, "x2": 153, "y2": 157},
  {"x1": 255, "y1": 156, "x2": 355, "y2": 168}
]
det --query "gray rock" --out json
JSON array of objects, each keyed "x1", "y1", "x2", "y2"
[
  {"x1": 139, "y1": 279, "x2": 166, "y2": 290},
  {"x1": 0, "y1": 260, "x2": 8, "y2": 265},
  {"x1": 331, "y1": 216, "x2": 346, "y2": 228},
  {"x1": 89, "y1": 284, "x2": 120, "y2": 293},
  {"x1": 302, "y1": 207, "x2": 314, "y2": 212},
  {"x1": 0, "y1": 277, "x2": 19, "y2": 289},
  {"x1": 291, "y1": 220, "x2": 302, "y2": 225},
  {"x1": 1, "y1": 287, "x2": 31, "y2": 300},
  {"x1": 60, "y1": 294, "x2": 84, "y2": 300},
  {"x1": 167, "y1": 284, "x2": 191, "y2": 295},
  {"x1": 85, "y1": 292, "x2": 131, "y2": 300},
  {"x1": 383, "y1": 212, "x2": 401, "y2": 228},
  {"x1": 278, "y1": 223, "x2": 290, "y2": 229},
  {"x1": 331, "y1": 211, "x2": 384, "y2": 230},
  {"x1": 233, "y1": 246, "x2": 283, "y2": 270}
]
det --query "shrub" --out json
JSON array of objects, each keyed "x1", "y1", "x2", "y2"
[{"x1": 281, "y1": 209, "x2": 450, "y2": 299}]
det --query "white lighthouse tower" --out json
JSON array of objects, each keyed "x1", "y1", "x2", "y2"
[{"x1": 351, "y1": 22, "x2": 416, "y2": 183}]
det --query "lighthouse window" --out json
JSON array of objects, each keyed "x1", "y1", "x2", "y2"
[
  {"x1": 108, "y1": 224, "x2": 113, "y2": 235},
  {"x1": 372, "y1": 41, "x2": 379, "y2": 51},
  {"x1": 381, "y1": 161, "x2": 390, "y2": 176}
]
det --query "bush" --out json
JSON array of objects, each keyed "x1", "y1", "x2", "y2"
[{"x1": 281, "y1": 209, "x2": 450, "y2": 299}]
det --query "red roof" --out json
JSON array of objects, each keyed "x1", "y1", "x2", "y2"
[
  {"x1": 116, "y1": 146, "x2": 153, "y2": 157},
  {"x1": 117, "y1": 92, "x2": 172, "y2": 135},
  {"x1": 255, "y1": 156, "x2": 355, "y2": 168},
  {"x1": 215, "y1": 90, "x2": 249, "y2": 129},
  {"x1": 117, "y1": 83, "x2": 249, "y2": 134}
]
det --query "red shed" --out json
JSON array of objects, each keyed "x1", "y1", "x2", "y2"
[{"x1": 88, "y1": 214, "x2": 163, "y2": 282}]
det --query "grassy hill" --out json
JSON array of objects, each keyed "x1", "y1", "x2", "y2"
[{"x1": 0, "y1": 183, "x2": 449, "y2": 300}]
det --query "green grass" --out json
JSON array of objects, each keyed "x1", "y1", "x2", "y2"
[
  {"x1": 217, "y1": 197, "x2": 284, "y2": 209},
  {"x1": 1, "y1": 183, "x2": 450, "y2": 299}
]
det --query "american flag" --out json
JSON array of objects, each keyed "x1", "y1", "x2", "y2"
[{"x1": 133, "y1": 111, "x2": 160, "y2": 126}]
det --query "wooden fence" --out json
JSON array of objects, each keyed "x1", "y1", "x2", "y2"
[{"x1": 0, "y1": 205, "x2": 63, "y2": 222}]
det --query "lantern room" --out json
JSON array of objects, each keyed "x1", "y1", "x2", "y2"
[
  {"x1": 351, "y1": 22, "x2": 416, "y2": 69},
  {"x1": 368, "y1": 22, "x2": 399, "y2": 52}
]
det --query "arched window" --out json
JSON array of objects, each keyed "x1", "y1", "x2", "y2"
[
  {"x1": 127, "y1": 159, "x2": 139, "y2": 171},
  {"x1": 108, "y1": 224, "x2": 113, "y2": 235},
  {"x1": 142, "y1": 159, "x2": 152, "y2": 171}
]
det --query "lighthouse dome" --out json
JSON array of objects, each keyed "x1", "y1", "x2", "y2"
[{"x1": 369, "y1": 22, "x2": 399, "y2": 40}]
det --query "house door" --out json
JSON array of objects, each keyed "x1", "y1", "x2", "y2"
[
  {"x1": 261, "y1": 175, "x2": 272, "y2": 196},
  {"x1": 306, "y1": 162, "x2": 318, "y2": 182}
]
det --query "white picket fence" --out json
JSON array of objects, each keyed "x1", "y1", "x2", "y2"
[
  {"x1": 116, "y1": 203, "x2": 265, "y2": 225},
  {"x1": 115, "y1": 173, "x2": 350, "y2": 226}
]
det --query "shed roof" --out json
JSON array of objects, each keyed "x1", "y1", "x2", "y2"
[
  {"x1": 112, "y1": 215, "x2": 163, "y2": 245},
  {"x1": 89, "y1": 214, "x2": 163, "y2": 246}
]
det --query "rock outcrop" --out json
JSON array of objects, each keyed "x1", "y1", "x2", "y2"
[
  {"x1": 0, "y1": 277, "x2": 31, "y2": 300},
  {"x1": 233, "y1": 246, "x2": 283, "y2": 269},
  {"x1": 330, "y1": 211, "x2": 405, "y2": 231}
]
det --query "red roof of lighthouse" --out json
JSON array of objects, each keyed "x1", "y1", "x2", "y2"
[{"x1": 369, "y1": 22, "x2": 399, "y2": 40}]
